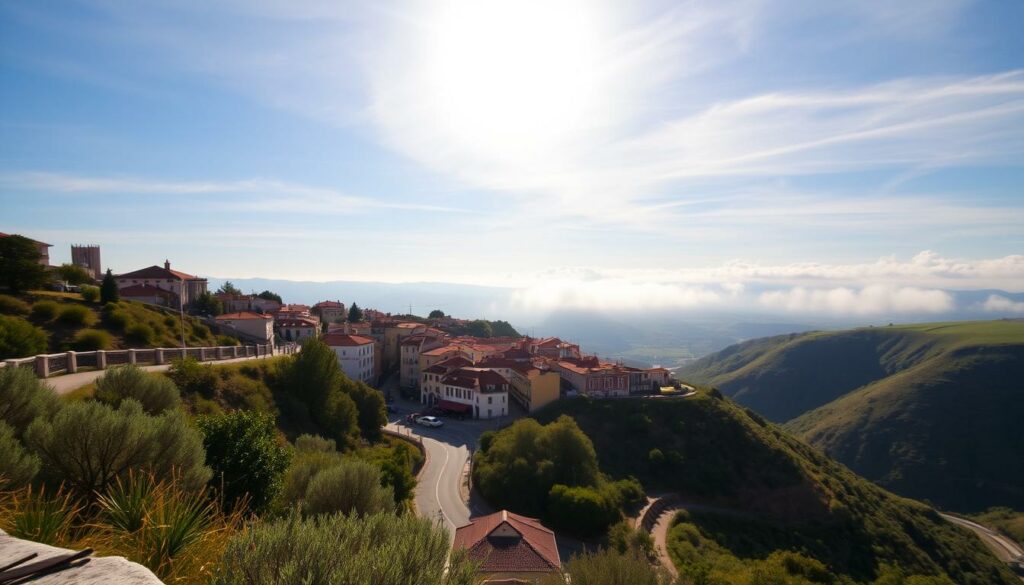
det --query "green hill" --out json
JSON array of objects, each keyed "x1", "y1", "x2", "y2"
[
  {"x1": 533, "y1": 394, "x2": 1018, "y2": 584},
  {"x1": 678, "y1": 320, "x2": 1024, "y2": 512},
  {"x1": 0, "y1": 291, "x2": 231, "y2": 357}
]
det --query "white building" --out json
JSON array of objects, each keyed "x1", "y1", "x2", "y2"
[
  {"x1": 324, "y1": 333, "x2": 376, "y2": 385},
  {"x1": 438, "y1": 367, "x2": 510, "y2": 419},
  {"x1": 214, "y1": 311, "x2": 274, "y2": 343}
]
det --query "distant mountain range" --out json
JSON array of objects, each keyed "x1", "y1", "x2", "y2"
[
  {"x1": 679, "y1": 319, "x2": 1024, "y2": 512},
  {"x1": 207, "y1": 276, "x2": 1024, "y2": 368}
]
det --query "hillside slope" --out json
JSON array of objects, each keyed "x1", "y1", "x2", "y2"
[
  {"x1": 533, "y1": 394, "x2": 1018, "y2": 584},
  {"x1": 678, "y1": 320, "x2": 1024, "y2": 512}
]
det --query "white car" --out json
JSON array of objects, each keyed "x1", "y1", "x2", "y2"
[{"x1": 416, "y1": 415, "x2": 444, "y2": 428}]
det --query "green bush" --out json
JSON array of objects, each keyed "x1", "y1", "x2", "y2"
[
  {"x1": 280, "y1": 450, "x2": 344, "y2": 507},
  {"x1": 125, "y1": 322, "x2": 156, "y2": 346},
  {"x1": 196, "y1": 411, "x2": 291, "y2": 514},
  {"x1": 216, "y1": 334, "x2": 240, "y2": 346},
  {"x1": 607, "y1": 520, "x2": 656, "y2": 560},
  {"x1": 167, "y1": 357, "x2": 219, "y2": 398},
  {"x1": 547, "y1": 484, "x2": 620, "y2": 536},
  {"x1": 95, "y1": 365, "x2": 181, "y2": 415},
  {"x1": 57, "y1": 304, "x2": 96, "y2": 327},
  {"x1": 72, "y1": 328, "x2": 113, "y2": 351},
  {"x1": 24, "y1": 399, "x2": 212, "y2": 497},
  {"x1": 214, "y1": 512, "x2": 475, "y2": 585},
  {"x1": 0, "y1": 366, "x2": 59, "y2": 436},
  {"x1": 537, "y1": 549, "x2": 668, "y2": 585},
  {"x1": 302, "y1": 459, "x2": 395, "y2": 517},
  {"x1": 103, "y1": 309, "x2": 129, "y2": 331},
  {"x1": 0, "y1": 315, "x2": 48, "y2": 359},
  {"x1": 30, "y1": 300, "x2": 59, "y2": 321},
  {"x1": 0, "y1": 294, "x2": 31, "y2": 315},
  {"x1": 80, "y1": 286, "x2": 100, "y2": 303},
  {"x1": 295, "y1": 434, "x2": 336, "y2": 453},
  {"x1": 192, "y1": 323, "x2": 210, "y2": 338},
  {"x1": 0, "y1": 420, "x2": 40, "y2": 487}
]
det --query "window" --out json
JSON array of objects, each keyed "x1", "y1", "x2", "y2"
[{"x1": 488, "y1": 397, "x2": 492, "y2": 405}]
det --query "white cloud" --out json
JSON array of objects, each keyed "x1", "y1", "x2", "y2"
[
  {"x1": 979, "y1": 294, "x2": 1024, "y2": 313},
  {"x1": 757, "y1": 285, "x2": 954, "y2": 315},
  {"x1": 509, "y1": 278, "x2": 724, "y2": 312}
]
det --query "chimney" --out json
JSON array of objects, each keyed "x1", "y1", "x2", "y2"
[{"x1": 164, "y1": 259, "x2": 170, "y2": 270}]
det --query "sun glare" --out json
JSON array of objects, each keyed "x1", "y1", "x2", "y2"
[{"x1": 422, "y1": 0, "x2": 606, "y2": 158}]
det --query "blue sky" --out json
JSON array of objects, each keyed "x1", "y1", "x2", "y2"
[{"x1": 2, "y1": 0, "x2": 1023, "y2": 316}]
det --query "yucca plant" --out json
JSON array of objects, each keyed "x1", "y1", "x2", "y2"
[
  {"x1": 2, "y1": 484, "x2": 82, "y2": 546},
  {"x1": 95, "y1": 470, "x2": 157, "y2": 533}
]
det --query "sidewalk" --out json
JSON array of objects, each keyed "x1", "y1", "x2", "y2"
[{"x1": 44, "y1": 354, "x2": 271, "y2": 395}]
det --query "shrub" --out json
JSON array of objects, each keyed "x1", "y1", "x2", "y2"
[
  {"x1": 56, "y1": 263, "x2": 94, "y2": 286},
  {"x1": 164, "y1": 315, "x2": 177, "y2": 328},
  {"x1": 192, "y1": 323, "x2": 210, "y2": 338},
  {"x1": 30, "y1": 300, "x2": 59, "y2": 321},
  {"x1": 345, "y1": 381, "x2": 386, "y2": 443},
  {"x1": 57, "y1": 304, "x2": 96, "y2": 327},
  {"x1": 280, "y1": 450, "x2": 344, "y2": 507},
  {"x1": 72, "y1": 328, "x2": 113, "y2": 351},
  {"x1": 167, "y1": 357, "x2": 219, "y2": 398},
  {"x1": 220, "y1": 374, "x2": 275, "y2": 413},
  {"x1": 213, "y1": 512, "x2": 475, "y2": 585},
  {"x1": 95, "y1": 365, "x2": 181, "y2": 415},
  {"x1": 94, "y1": 473, "x2": 243, "y2": 581},
  {"x1": 0, "y1": 366, "x2": 58, "y2": 435},
  {"x1": 537, "y1": 549, "x2": 668, "y2": 585},
  {"x1": 0, "y1": 294, "x2": 30, "y2": 315},
  {"x1": 547, "y1": 484, "x2": 620, "y2": 536},
  {"x1": 125, "y1": 322, "x2": 156, "y2": 346},
  {"x1": 1, "y1": 484, "x2": 82, "y2": 546},
  {"x1": 101, "y1": 307, "x2": 129, "y2": 329},
  {"x1": 216, "y1": 334, "x2": 240, "y2": 346},
  {"x1": 0, "y1": 420, "x2": 40, "y2": 487},
  {"x1": 0, "y1": 315, "x2": 48, "y2": 359},
  {"x1": 196, "y1": 411, "x2": 291, "y2": 514},
  {"x1": 80, "y1": 285, "x2": 100, "y2": 302},
  {"x1": 295, "y1": 434, "x2": 336, "y2": 453},
  {"x1": 24, "y1": 399, "x2": 212, "y2": 497},
  {"x1": 302, "y1": 458, "x2": 395, "y2": 517},
  {"x1": 607, "y1": 520, "x2": 655, "y2": 560}
]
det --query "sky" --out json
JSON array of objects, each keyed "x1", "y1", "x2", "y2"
[{"x1": 2, "y1": 0, "x2": 1024, "y2": 318}]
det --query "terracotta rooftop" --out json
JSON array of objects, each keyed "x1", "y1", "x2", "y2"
[
  {"x1": 322, "y1": 333, "x2": 375, "y2": 346},
  {"x1": 116, "y1": 265, "x2": 204, "y2": 281},
  {"x1": 313, "y1": 300, "x2": 345, "y2": 308},
  {"x1": 453, "y1": 510, "x2": 560, "y2": 574},
  {"x1": 275, "y1": 318, "x2": 318, "y2": 328}
]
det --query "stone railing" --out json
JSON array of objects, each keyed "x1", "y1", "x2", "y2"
[{"x1": 1, "y1": 343, "x2": 298, "y2": 379}]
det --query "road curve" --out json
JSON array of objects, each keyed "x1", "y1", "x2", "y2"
[{"x1": 940, "y1": 513, "x2": 1024, "y2": 563}]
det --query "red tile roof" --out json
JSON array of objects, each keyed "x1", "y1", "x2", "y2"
[
  {"x1": 275, "y1": 318, "x2": 318, "y2": 328},
  {"x1": 322, "y1": 333, "x2": 375, "y2": 346},
  {"x1": 116, "y1": 265, "x2": 204, "y2": 281},
  {"x1": 313, "y1": 300, "x2": 344, "y2": 308},
  {"x1": 453, "y1": 510, "x2": 560, "y2": 574},
  {"x1": 216, "y1": 311, "x2": 271, "y2": 321}
]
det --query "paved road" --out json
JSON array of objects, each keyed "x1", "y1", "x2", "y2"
[
  {"x1": 940, "y1": 513, "x2": 1024, "y2": 573},
  {"x1": 381, "y1": 374, "x2": 509, "y2": 541},
  {"x1": 43, "y1": 354, "x2": 273, "y2": 395}
]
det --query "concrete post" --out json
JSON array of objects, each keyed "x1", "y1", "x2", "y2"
[
  {"x1": 35, "y1": 355, "x2": 49, "y2": 378},
  {"x1": 128, "y1": 349, "x2": 137, "y2": 365},
  {"x1": 66, "y1": 351, "x2": 77, "y2": 374},
  {"x1": 97, "y1": 350, "x2": 107, "y2": 370},
  {"x1": 155, "y1": 348, "x2": 165, "y2": 365}
]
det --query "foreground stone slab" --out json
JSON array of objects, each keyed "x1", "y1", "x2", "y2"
[{"x1": 0, "y1": 530, "x2": 162, "y2": 585}]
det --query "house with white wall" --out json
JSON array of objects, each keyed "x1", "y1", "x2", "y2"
[{"x1": 324, "y1": 333, "x2": 376, "y2": 385}]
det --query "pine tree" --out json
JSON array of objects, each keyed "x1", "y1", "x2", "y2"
[{"x1": 100, "y1": 269, "x2": 119, "y2": 304}]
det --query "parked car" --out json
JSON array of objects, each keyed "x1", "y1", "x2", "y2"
[
  {"x1": 416, "y1": 415, "x2": 443, "y2": 428},
  {"x1": 405, "y1": 412, "x2": 421, "y2": 424}
]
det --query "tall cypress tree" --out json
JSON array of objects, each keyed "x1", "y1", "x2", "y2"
[{"x1": 100, "y1": 269, "x2": 119, "y2": 304}]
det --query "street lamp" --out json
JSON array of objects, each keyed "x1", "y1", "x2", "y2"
[{"x1": 179, "y1": 287, "x2": 187, "y2": 349}]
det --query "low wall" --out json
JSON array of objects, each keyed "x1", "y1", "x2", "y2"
[{"x1": 0, "y1": 343, "x2": 297, "y2": 379}]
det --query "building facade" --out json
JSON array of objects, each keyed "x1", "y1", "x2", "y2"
[
  {"x1": 70, "y1": 244, "x2": 102, "y2": 279},
  {"x1": 114, "y1": 260, "x2": 208, "y2": 307},
  {"x1": 324, "y1": 334, "x2": 376, "y2": 385},
  {"x1": 214, "y1": 311, "x2": 273, "y2": 343}
]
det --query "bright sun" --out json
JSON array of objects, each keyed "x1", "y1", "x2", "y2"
[{"x1": 422, "y1": 0, "x2": 606, "y2": 158}]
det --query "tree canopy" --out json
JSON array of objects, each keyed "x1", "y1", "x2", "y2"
[
  {"x1": 100, "y1": 269, "x2": 119, "y2": 304},
  {"x1": 0, "y1": 235, "x2": 50, "y2": 293},
  {"x1": 217, "y1": 281, "x2": 243, "y2": 296},
  {"x1": 193, "y1": 291, "x2": 223, "y2": 316},
  {"x1": 55, "y1": 263, "x2": 94, "y2": 285},
  {"x1": 256, "y1": 290, "x2": 282, "y2": 303},
  {"x1": 347, "y1": 303, "x2": 364, "y2": 323},
  {"x1": 428, "y1": 309, "x2": 445, "y2": 319}
]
